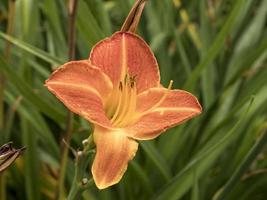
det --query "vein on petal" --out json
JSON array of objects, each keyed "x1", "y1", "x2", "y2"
[
  {"x1": 46, "y1": 81, "x2": 102, "y2": 100},
  {"x1": 152, "y1": 107, "x2": 202, "y2": 114}
]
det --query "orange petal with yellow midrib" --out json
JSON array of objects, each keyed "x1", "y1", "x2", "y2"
[
  {"x1": 92, "y1": 125, "x2": 138, "y2": 189},
  {"x1": 45, "y1": 60, "x2": 113, "y2": 127},
  {"x1": 126, "y1": 88, "x2": 202, "y2": 140},
  {"x1": 89, "y1": 32, "x2": 160, "y2": 93}
]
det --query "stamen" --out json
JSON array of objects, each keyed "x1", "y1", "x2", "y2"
[
  {"x1": 119, "y1": 81, "x2": 123, "y2": 91},
  {"x1": 106, "y1": 83, "x2": 121, "y2": 118},
  {"x1": 124, "y1": 74, "x2": 128, "y2": 84},
  {"x1": 113, "y1": 76, "x2": 132, "y2": 126},
  {"x1": 118, "y1": 81, "x2": 137, "y2": 127},
  {"x1": 147, "y1": 80, "x2": 172, "y2": 110},
  {"x1": 110, "y1": 86, "x2": 123, "y2": 123},
  {"x1": 107, "y1": 74, "x2": 138, "y2": 127},
  {"x1": 111, "y1": 77, "x2": 130, "y2": 124},
  {"x1": 130, "y1": 76, "x2": 136, "y2": 88}
]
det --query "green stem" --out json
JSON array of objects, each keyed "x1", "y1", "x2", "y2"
[
  {"x1": 1, "y1": 0, "x2": 16, "y2": 134},
  {"x1": 67, "y1": 136, "x2": 95, "y2": 200},
  {"x1": 0, "y1": 77, "x2": 4, "y2": 134},
  {"x1": 57, "y1": 132, "x2": 72, "y2": 200},
  {"x1": 0, "y1": 1, "x2": 16, "y2": 199},
  {"x1": 0, "y1": 174, "x2": 6, "y2": 200},
  {"x1": 67, "y1": 178, "x2": 94, "y2": 200},
  {"x1": 57, "y1": 0, "x2": 78, "y2": 199}
]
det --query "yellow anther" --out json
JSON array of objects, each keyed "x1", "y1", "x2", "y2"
[{"x1": 113, "y1": 75, "x2": 137, "y2": 127}]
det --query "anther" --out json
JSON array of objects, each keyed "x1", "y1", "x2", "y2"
[
  {"x1": 124, "y1": 74, "x2": 128, "y2": 84},
  {"x1": 130, "y1": 79, "x2": 135, "y2": 88},
  {"x1": 132, "y1": 75, "x2": 137, "y2": 81},
  {"x1": 119, "y1": 81, "x2": 123, "y2": 91},
  {"x1": 129, "y1": 76, "x2": 136, "y2": 88}
]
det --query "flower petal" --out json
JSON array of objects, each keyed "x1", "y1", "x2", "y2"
[
  {"x1": 89, "y1": 32, "x2": 160, "y2": 93},
  {"x1": 45, "y1": 60, "x2": 113, "y2": 127},
  {"x1": 92, "y1": 125, "x2": 138, "y2": 189},
  {"x1": 127, "y1": 88, "x2": 202, "y2": 140}
]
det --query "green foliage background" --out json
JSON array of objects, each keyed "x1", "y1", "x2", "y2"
[{"x1": 1, "y1": 0, "x2": 267, "y2": 199}]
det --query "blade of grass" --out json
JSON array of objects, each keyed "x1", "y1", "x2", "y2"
[
  {"x1": 41, "y1": 0, "x2": 68, "y2": 59},
  {"x1": 1, "y1": 95, "x2": 22, "y2": 142},
  {"x1": 234, "y1": 0, "x2": 267, "y2": 54},
  {"x1": 4, "y1": 90, "x2": 60, "y2": 159},
  {"x1": 199, "y1": 0, "x2": 216, "y2": 107},
  {"x1": 224, "y1": 36, "x2": 267, "y2": 89},
  {"x1": 129, "y1": 161, "x2": 153, "y2": 195},
  {"x1": 191, "y1": 168, "x2": 199, "y2": 200},
  {"x1": 0, "y1": 57, "x2": 66, "y2": 123},
  {"x1": 213, "y1": 126, "x2": 267, "y2": 200},
  {"x1": 84, "y1": 0, "x2": 112, "y2": 35},
  {"x1": 183, "y1": 0, "x2": 245, "y2": 91},
  {"x1": 153, "y1": 97, "x2": 254, "y2": 200},
  {"x1": 140, "y1": 142, "x2": 172, "y2": 182},
  {"x1": 21, "y1": 118, "x2": 41, "y2": 200},
  {"x1": 0, "y1": 0, "x2": 16, "y2": 134},
  {"x1": 174, "y1": 31, "x2": 192, "y2": 77},
  {"x1": 0, "y1": 32, "x2": 64, "y2": 65},
  {"x1": 76, "y1": 0, "x2": 105, "y2": 47}
]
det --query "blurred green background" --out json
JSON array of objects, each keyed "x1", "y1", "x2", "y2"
[{"x1": 1, "y1": 0, "x2": 267, "y2": 199}]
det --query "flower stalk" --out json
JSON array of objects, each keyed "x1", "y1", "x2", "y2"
[
  {"x1": 0, "y1": 1, "x2": 16, "y2": 200},
  {"x1": 57, "y1": 0, "x2": 78, "y2": 199},
  {"x1": 1, "y1": 0, "x2": 16, "y2": 134},
  {"x1": 67, "y1": 136, "x2": 95, "y2": 200}
]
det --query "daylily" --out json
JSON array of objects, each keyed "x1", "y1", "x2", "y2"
[{"x1": 45, "y1": 32, "x2": 201, "y2": 189}]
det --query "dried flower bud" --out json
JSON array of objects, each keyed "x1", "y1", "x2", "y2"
[{"x1": 0, "y1": 142, "x2": 25, "y2": 173}]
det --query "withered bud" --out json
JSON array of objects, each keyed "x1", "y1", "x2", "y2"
[{"x1": 0, "y1": 142, "x2": 25, "y2": 173}]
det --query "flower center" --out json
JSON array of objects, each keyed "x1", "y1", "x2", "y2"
[{"x1": 105, "y1": 74, "x2": 137, "y2": 127}]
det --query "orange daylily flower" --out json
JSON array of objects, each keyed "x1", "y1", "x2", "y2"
[{"x1": 45, "y1": 32, "x2": 202, "y2": 189}]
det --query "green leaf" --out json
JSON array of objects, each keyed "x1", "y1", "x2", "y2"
[
  {"x1": 183, "y1": 0, "x2": 246, "y2": 91},
  {"x1": 5, "y1": 91, "x2": 60, "y2": 159},
  {"x1": 21, "y1": 118, "x2": 41, "y2": 200},
  {"x1": 140, "y1": 142, "x2": 172, "y2": 182},
  {"x1": 76, "y1": 0, "x2": 106, "y2": 47},
  {"x1": 129, "y1": 161, "x2": 153, "y2": 195},
  {"x1": 0, "y1": 56, "x2": 66, "y2": 123},
  {"x1": 153, "y1": 97, "x2": 254, "y2": 200},
  {"x1": 0, "y1": 32, "x2": 64, "y2": 65},
  {"x1": 213, "y1": 127, "x2": 267, "y2": 200}
]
